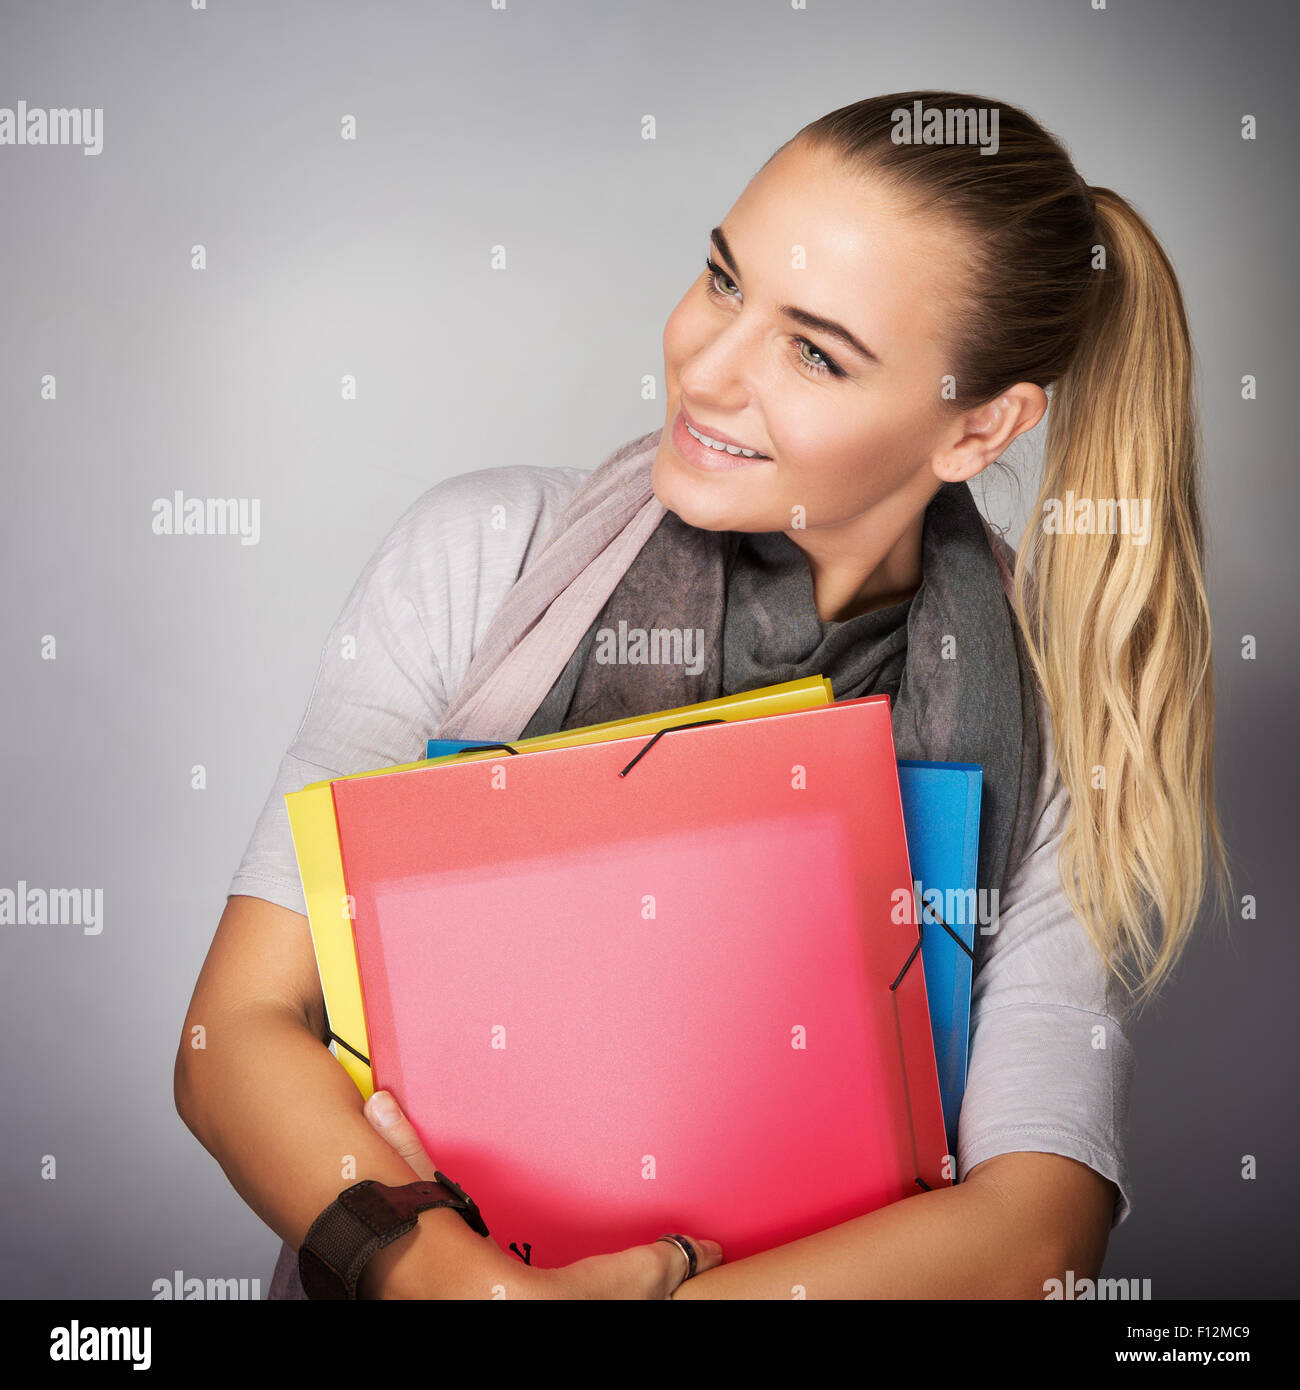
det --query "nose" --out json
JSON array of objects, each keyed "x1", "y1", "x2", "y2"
[{"x1": 677, "y1": 316, "x2": 758, "y2": 412}]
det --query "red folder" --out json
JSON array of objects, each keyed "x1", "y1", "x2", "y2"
[{"x1": 332, "y1": 695, "x2": 949, "y2": 1268}]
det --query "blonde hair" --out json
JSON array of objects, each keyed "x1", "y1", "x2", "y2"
[{"x1": 796, "y1": 93, "x2": 1229, "y2": 1006}]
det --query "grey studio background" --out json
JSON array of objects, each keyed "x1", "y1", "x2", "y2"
[{"x1": 1, "y1": 0, "x2": 1295, "y2": 1301}]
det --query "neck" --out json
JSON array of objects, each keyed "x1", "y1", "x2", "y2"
[{"x1": 783, "y1": 484, "x2": 938, "y2": 623}]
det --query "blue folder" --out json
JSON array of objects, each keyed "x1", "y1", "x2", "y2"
[
  {"x1": 425, "y1": 739, "x2": 981, "y2": 1158},
  {"x1": 896, "y1": 761, "x2": 982, "y2": 1156}
]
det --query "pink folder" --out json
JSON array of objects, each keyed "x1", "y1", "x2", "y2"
[{"x1": 332, "y1": 694, "x2": 949, "y2": 1268}]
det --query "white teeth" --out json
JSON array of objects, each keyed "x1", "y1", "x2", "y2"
[{"x1": 686, "y1": 421, "x2": 764, "y2": 457}]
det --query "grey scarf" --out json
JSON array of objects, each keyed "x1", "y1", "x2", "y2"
[{"x1": 521, "y1": 480, "x2": 1041, "y2": 916}]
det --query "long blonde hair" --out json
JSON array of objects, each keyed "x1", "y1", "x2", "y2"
[{"x1": 795, "y1": 92, "x2": 1228, "y2": 1005}]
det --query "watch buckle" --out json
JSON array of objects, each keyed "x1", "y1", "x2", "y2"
[{"x1": 433, "y1": 1169, "x2": 490, "y2": 1239}]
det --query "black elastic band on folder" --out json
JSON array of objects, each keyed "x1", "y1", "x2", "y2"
[
  {"x1": 321, "y1": 1005, "x2": 370, "y2": 1068},
  {"x1": 618, "y1": 719, "x2": 727, "y2": 777},
  {"x1": 890, "y1": 935, "x2": 924, "y2": 993},
  {"x1": 890, "y1": 895, "x2": 976, "y2": 993},
  {"x1": 327, "y1": 1030, "x2": 371, "y2": 1068},
  {"x1": 457, "y1": 742, "x2": 519, "y2": 756},
  {"x1": 924, "y1": 901, "x2": 976, "y2": 961}
]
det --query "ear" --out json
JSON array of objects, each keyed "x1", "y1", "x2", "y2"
[{"x1": 930, "y1": 383, "x2": 1048, "y2": 484}]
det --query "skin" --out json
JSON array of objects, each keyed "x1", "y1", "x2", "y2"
[
  {"x1": 177, "y1": 137, "x2": 1116, "y2": 1300},
  {"x1": 653, "y1": 137, "x2": 1046, "y2": 623}
]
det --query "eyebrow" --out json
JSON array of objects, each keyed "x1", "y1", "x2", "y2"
[{"x1": 710, "y1": 226, "x2": 880, "y2": 366}]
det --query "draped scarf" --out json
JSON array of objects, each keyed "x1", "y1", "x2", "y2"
[{"x1": 435, "y1": 428, "x2": 1042, "y2": 935}]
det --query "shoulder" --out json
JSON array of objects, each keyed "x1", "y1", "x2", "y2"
[
  {"x1": 388, "y1": 463, "x2": 590, "y2": 559},
  {"x1": 422, "y1": 462, "x2": 592, "y2": 516},
  {"x1": 361, "y1": 464, "x2": 590, "y2": 607},
  {"x1": 348, "y1": 464, "x2": 590, "y2": 696}
]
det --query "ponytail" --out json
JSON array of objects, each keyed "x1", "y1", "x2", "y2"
[{"x1": 1013, "y1": 187, "x2": 1229, "y2": 1003}]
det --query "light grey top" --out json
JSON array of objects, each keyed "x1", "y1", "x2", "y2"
[{"x1": 229, "y1": 463, "x2": 1137, "y2": 1246}]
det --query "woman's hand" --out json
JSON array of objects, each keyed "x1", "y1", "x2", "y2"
[{"x1": 363, "y1": 1090, "x2": 723, "y2": 1299}]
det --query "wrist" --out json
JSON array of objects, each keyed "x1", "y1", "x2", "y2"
[
  {"x1": 301, "y1": 1172, "x2": 493, "y2": 1300},
  {"x1": 353, "y1": 1211, "x2": 422, "y2": 1300},
  {"x1": 354, "y1": 1206, "x2": 473, "y2": 1299},
  {"x1": 356, "y1": 1206, "x2": 526, "y2": 1300}
]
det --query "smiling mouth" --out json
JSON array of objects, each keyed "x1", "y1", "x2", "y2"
[{"x1": 682, "y1": 419, "x2": 770, "y2": 459}]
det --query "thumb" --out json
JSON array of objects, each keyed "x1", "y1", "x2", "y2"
[{"x1": 364, "y1": 1090, "x2": 440, "y2": 1181}]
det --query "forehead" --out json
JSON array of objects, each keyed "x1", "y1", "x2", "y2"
[{"x1": 722, "y1": 141, "x2": 970, "y2": 357}]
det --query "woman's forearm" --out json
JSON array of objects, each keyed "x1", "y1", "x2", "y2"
[
  {"x1": 173, "y1": 1001, "x2": 527, "y2": 1298},
  {"x1": 670, "y1": 1153, "x2": 1111, "y2": 1300}
]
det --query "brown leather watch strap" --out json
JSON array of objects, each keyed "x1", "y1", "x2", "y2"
[{"x1": 298, "y1": 1173, "x2": 490, "y2": 1300}]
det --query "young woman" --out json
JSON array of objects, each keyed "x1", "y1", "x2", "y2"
[{"x1": 176, "y1": 91, "x2": 1226, "y2": 1299}]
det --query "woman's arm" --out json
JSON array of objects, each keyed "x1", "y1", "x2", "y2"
[
  {"x1": 668, "y1": 1151, "x2": 1115, "y2": 1300},
  {"x1": 357, "y1": 1091, "x2": 1114, "y2": 1299},
  {"x1": 173, "y1": 893, "x2": 539, "y2": 1299}
]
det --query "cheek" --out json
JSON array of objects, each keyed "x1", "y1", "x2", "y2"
[
  {"x1": 773, "y1": 405, "x2": 876, "y2": 478},
  {"x1": 771, "y1": 404, "x2": 927, "y2": 502}
]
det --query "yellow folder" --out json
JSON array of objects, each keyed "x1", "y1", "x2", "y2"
[{"x1": 287, "y1": 675, "x2": 834, "y2": 1096}]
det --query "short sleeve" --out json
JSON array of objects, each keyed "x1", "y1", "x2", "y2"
[
  {"x1": 226, "y1": 464, "x2": 588, "y2": 917},
  {"x1": 955, "y1": 694, "x2": 1138, "y2": 1228},
  {"x1": 226, "y1": 516, "x2": 450, "y2": 918}
]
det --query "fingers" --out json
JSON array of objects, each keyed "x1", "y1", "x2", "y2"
[
  {"x1": 556, "y1": 1234, "x2": 725, "y2": 1300},
  {"x1": 363, "y1": 1090, "x2": 440, "y2": 1181},
  {"x1": 654, "y1": 1234, "x2": 723, "y2": 1295},
  {"x1": 680, "y1": 1234, "x2": 724, "y2": 1273}
]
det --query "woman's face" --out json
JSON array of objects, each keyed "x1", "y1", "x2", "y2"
[{"x1": 652, "y1": 139, "x2": 976, "y2": 541}]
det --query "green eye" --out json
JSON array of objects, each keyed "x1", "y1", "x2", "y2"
[
  {"x1": 700, "y1": 255, "x2": 844, "y2": 380},
  {"x1": 709, "y1": 266, "x2": 738, "y2": 296}
]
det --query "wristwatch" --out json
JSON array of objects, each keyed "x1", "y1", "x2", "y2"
[{"x1": 298, "y1": 1172, "x2": 491, "y2": 1300}]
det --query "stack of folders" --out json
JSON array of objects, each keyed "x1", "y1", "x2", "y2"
[{"x1": 286, "y1": 676, "x2": 982, "y2": 1267}]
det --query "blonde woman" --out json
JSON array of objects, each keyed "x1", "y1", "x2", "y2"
[{"x1": 176, "y1": 91, "x2": 1225, "y2": 1299}]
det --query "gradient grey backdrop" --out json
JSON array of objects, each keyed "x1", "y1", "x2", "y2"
[{"x1": 2, "y1": 0, "x2": 1295, "y2": 1300}]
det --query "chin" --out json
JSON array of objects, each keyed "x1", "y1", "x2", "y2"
[{"x1": 650, "y1": 444, "x2": 768, "y2": 533}]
